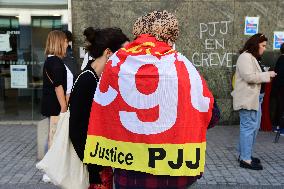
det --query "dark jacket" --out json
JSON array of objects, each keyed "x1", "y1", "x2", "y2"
[
  {"x1": 274, "y1": 55, "x2": 284, "y2": 88},
  {"x1": 270, "y1": 55, "x2": 284, "y2": 127}
]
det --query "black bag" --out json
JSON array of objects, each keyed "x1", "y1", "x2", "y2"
[{"x1": 208, "y1": 100, "x2": 220, "y2": 129}]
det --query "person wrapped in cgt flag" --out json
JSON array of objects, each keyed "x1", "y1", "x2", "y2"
[{"x1": 84, "y1": 10, "x2": 219, "y2": 189}]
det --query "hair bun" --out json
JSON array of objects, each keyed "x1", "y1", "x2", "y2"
[{"x1": 83, "y1": 27, "x2": 97, "y2": 42}]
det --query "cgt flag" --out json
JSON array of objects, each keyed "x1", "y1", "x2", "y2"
[{"x1": 84, "y1": 34, "x2": 214, "y2": 176}]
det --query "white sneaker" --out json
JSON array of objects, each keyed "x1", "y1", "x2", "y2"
[{"x1": 42, "y1": 174, "x2": 51, "y2": 183}]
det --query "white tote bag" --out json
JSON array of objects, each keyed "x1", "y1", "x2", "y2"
[{"x1": 36, "y1": 110, "x2": 89, "y2": 189}]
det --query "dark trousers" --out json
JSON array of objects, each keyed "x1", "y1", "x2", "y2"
[
  {"x1": 87, "y1": 164, "x2": 103, "y2": 184},
  {"x1": 277, "y1": 87, "x2": 284, "y2": 128}
]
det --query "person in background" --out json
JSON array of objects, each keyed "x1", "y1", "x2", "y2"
[
  {"x1": 61, "y1": 30, "x2": 77, "y2": 103},
  {"x1": 232, "y1": 33, "x2": 277, "y2": 170},
  {"x1": 62, "y1": 30, "x2": 80, "y2": 79},
  {"x1": 69, "y1": 27, "x2": 129, "y2": 189},
  {"x1": 272, "y1": 43, "x2": 284, "y2": 135},
  {"x1": 41, "y1": 30, "x2": 68, "y2": 182},
  {"x1": 81, "y1": 27, "x2": 96, "y2": 70}
]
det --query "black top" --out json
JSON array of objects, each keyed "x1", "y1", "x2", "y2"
[
  {"x1": 41, "y1": 56, "x2": 67, "y2": 116},
  {"x1": 257, "y1": 60, "x2": 266, "y2": 93},
  {"x1": 274, "y1": 55, "x2": 284, "y2": 88},
  {"x1": 69, "y1": 63, "x2": 99, "y2": 161}
]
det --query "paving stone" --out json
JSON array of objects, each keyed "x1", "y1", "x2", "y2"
[{"x1": 0, "y1": 125, "x2": 284, "y2": 188}]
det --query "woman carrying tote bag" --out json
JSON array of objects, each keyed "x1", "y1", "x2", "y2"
[
  {"x1": 37, "y1": 69, "x2": 92, "y2": 189},
  {"x1": 69, "y1": 27, "x2": 129, "y2": 189},
  {"x1": 40, "y1": 30, "x2": 68, "y2": 182},
  {"x1": 41, "y1": 30, "x2": 68, "y2": 148}
]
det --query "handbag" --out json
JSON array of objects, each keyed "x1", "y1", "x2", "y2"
[
  {"x1": 36, "y1": 110, "x2": 89, "y2": 189},
  {"x1": 36, "y1": 70, "x2": 97, "y2": 189}
]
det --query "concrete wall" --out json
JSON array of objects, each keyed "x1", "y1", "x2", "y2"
[{"x1": 71, "y1": 0, "x2": 284, "y2": 124}]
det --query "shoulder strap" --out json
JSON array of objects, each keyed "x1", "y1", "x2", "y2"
[
  {"x1": 71, "y1": 70, "x2": 99, "y2": 93},
  {"x1": 68, "y1": 70, "x2": 99, "y2": 109},
  {"x1": 45, "y1": 69, "x2": 54, "y2": 84}
]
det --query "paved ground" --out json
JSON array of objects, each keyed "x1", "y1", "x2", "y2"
[{"x1": 0, "y1": 124, "x2": 284, "y2": 189}]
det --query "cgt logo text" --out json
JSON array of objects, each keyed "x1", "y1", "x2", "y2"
[{"x1": 90, "y1": 142, "x2": 200, "y2": 170}]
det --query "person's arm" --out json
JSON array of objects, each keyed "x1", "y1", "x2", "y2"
[
  {"x1": 237, "y1": 53, "x2": 275, "y2": 84},
  {"x1": 66, "y1": 94, "x2": 70, "y2": 105},
  {"x1": 55, "y1": 85, "x2": 67, "y2": 113},
  {"x1": 50, "y1": 57, "x2": 68, "y2": 112}
]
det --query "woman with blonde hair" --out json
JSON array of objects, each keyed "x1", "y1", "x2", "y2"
[
  {"x1": 41, "y1": 30, "x2": 68, "y2": 182},
  {"x1": 41, "y1": 30, "x2": 68, "y2": 150}
]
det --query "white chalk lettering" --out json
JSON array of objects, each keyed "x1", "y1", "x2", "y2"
[
  {"x1": 226, "y1": 53, "x2": 236, "y2": 67},
  {"x1": 209, "y1": 53, "x2": 219, "y2": 67},
  {"x1": 205, "y1": 38, "x2": 225, "y2": 50},
  {"x1": 191, "y1": 52, "x2": 237, "y2": 67},
  {"x1": 220, "y1": 21, "x2": 231, "y2": 35},
  {"x1": 205, "y1": 39, "x2": 214, "y2": 50},
  {"x1": 202, "y1": 53, "x2": 209, "y2": 67},
  {"x1": 192, "y1": 52, "x2": 202, "y2": 67},
  {"x1": 199, "y1": 23, "x2": 208, "y2": 39},
  {"x1": 208, "y1": 22, "x2": 219, "y2": 37},
  {"x1": 215, "y1": 38, "x2": 225, "y2": 49},
  {"x1": 194, "y1": 20, "x2": 234, "y2": 67}
]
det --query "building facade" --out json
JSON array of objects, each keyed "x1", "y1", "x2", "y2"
[
  {"x1": 0, "y1": 0, "x2": 70, "y2": 121},
  {"x1": 72, "y1": 0, "x2": 284, "y2": 124},
  {"x1": 1, "y1": 0, "x2": 284, "y2": 124}
]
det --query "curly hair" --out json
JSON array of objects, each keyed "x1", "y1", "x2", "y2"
[{"x1": 132, "y1": 10, "x2": 179, "y2": 44}]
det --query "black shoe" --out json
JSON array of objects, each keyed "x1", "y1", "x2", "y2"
[
  {"x1": 251, "y1": 156, "x2": 261, "y2": 164},
  {"x1": 237, "y1": 156, "x2": 261, "y2": 164},
  {"x1": 240, "y1": 160, "x2": 263, "y2": 170}
]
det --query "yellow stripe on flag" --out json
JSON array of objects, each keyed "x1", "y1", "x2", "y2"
[{"x1": 84, "y1": 136, "x2": 206, "y2": 176}]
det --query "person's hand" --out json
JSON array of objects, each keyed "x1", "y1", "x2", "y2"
[
  {"x1": 60, "y1": 106, "x2": 67, "y2": 113},
  {"x1": 268, "y1": 71, "x2": 277, "y2": 78}
]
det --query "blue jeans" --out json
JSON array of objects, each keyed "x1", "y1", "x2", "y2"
[{"x1": 238, "y1": 93, "x2": 264, "y2": 161}]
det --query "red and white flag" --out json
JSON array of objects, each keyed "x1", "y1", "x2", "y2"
[{"x1": 84, "y1": 34, "x2": 214, "y2": 176}]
